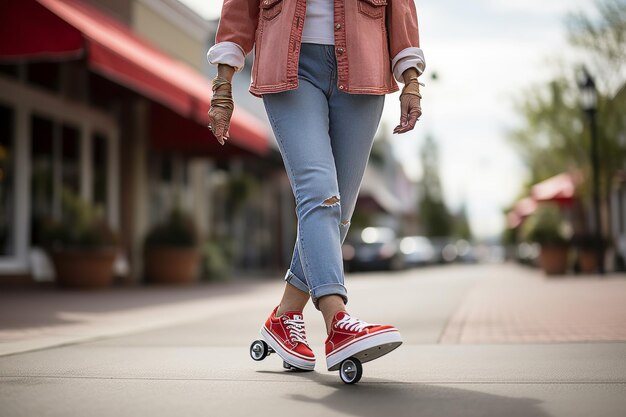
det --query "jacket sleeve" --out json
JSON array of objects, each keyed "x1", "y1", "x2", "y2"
[
  {"x1": 206, "y1": 0, "x2": 260, "y2": 72},
  {"x1": 386, "y1": 0, "x2": 426, "y2": 83},
  {"x1": 208, "y1": 42, "x2": 246, "y2": 72}
]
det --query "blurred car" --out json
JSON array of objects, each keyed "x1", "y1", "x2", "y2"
[
  {"x1": 429, "y1": 237, "x2": 459, "y2": 264},
  {"x1": 455, "y1": 239, "x2": 478, "y2": 263},
  {"x1": 399, "y1": 236, "x2": 436, "y2": 267},
  {"x1": 516, "y1": 241, "x2": 540, "y2": 266},
  {"x1": 343, "y1": 227, "x2": 405, "y2": 271}
]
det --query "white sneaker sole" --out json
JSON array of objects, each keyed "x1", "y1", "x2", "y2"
[
  {"x1": 326, "y1": 328, "x2": 403, "y2": 371},
  {"x1": 260, "y1": 326, "x2": 316, "y2": 371}
]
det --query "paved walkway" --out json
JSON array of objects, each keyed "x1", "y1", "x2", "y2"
[
  {"x1": 0, "y1": 279, "x2": 279, "y2": 356},
  {"x1": 1, "y1": 264, "x2": 625, "y2": 417},
  {"x1": 440, "y1": 266, "x2": 626, "y2": 343}
]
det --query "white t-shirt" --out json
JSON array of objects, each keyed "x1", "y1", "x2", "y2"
[{"x1": 301, "y1": 0, "x2": 335, "y2": 45}]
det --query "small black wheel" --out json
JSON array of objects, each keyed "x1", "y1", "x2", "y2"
[
  {"x1": 250, "y1": 340, "x2": 269, "y2": 361},
  {"x1": 339, "y1": 357, "x2": 363, "y2": 384}
]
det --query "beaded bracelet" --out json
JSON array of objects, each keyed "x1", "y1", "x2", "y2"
[
  {"x1": 401, "y1": 91, "x2": 422, "y2": 99},
  {"x1": 211, "y1": 76, "x2": 232, "y2": 92},
  {"x1": 210, "y1": 76, "x2": 234, "y2": 111},
  {"x1": 400, "y1": 75, "x2": 424, "y2": 99},
  {"x1": 406, "y1": 76, "x2": 425, "y2": 87}
]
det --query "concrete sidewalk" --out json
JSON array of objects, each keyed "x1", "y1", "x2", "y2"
[
  {"x1": 1, "y1": 264, "x2": 625, "y2": 417},
  {"x1": 0, "y1": 278, "x2": 280, "y2": 356}
]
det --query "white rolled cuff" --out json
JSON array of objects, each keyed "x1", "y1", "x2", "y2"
[
  {"x1": 207, "y1": 41, "x2": 246, "y2": 72},
  {"x1": 391, "y1": 47, "x2": 426, "y2": 83}
]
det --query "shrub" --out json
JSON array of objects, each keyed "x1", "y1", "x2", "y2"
[
  {"x1": 144, "y1": 208, "x2": 197, "y2": 248},
  {"x1": 521, "y1": 204, "x2": 570, "y2": 246},
  {"x1": 42, "y1": 188, "x2": 117, "y2": 250}
]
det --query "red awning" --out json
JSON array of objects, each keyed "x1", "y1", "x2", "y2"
[
  {"x1": 515, "y1": 197, "x2": 538, "y2": 217},
  {"x1": 507, "y1": 197, "x2": 538, "y2": 228},
  {"x1": 506, "y1": 211, "x2": 522, "y2": 229},
  {"x1": 0, "y1": 0, "x2": 269, "y2": 155},
  {"x1": 531, "y1": 172, "x2": 577, "y2": 203},
  {"x1": 0, "y1": 1, "x2": 83, "y2": 59}
]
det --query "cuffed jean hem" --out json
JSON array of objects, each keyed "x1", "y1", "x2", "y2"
[
  {"x1": 310, "y1": 283, "x2": 348, "y2": 311},
  {"x1": 284, "y1": 269, "x2": 348, "y2": 310},
  {"x1": 284, "y1": 269, "x2": 310, "y2": 294}
]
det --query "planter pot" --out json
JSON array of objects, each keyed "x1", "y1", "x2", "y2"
[
  {"x1": 578, "y1": 249, "x2": 597, "y2": 273},
  {"x1": 50, "y1": 248, "x2": 118, "y2": 289},
  {"x1": 144, "y1": 247, "x2": 200, "y2": 284},
  {"x1": 539, "y1": 245, "x2": 569, "y2": 275}
]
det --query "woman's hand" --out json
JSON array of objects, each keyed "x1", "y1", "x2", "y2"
[
  {"x1": 393, "y1": 69, "x2": 422, "y2": 134},
  {"x1": 208, "y1": 65, "x2": 235, "y2": 145}
]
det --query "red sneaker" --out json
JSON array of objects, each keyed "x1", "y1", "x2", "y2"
[
  {"x1": 260, "y1": 305, "x2": 316, "y2": 370},
  {"x1": 325, "y1": 311, "x2": 402, "y2": 371}
]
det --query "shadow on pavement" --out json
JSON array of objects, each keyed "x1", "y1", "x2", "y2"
[
  {"x1": 285, "y1": 374, "x2": 548, "y2": 417},
  {"x1": 254, "y1": 370, "x2": 548, "y2": 416}
]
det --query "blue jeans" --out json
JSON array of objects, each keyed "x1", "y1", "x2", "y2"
[{"x1": 262, "y1": 42, "x2": 385, "y2": 309}]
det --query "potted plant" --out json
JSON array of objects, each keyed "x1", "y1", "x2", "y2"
[
  {"x1": 144, "y1": 207, "x2": 200, "y2": 284},
  {"x1": 572, "y1": 233, "x2": 609, "y2": 274},
  {"x1": 43, "y1": 189, "x2": 118, "y2": 289},
  {"x1": 521, "y1": 204, "x2": 571, "y2": 275}
]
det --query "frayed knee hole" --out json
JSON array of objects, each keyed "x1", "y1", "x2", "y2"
[{"x1": 321, "y1": 195, "x2": 340, "y2": 207}]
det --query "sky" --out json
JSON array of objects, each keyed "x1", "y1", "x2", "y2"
[{"x1": 181, "y1": 0, "x2": 597, "y2": 239}]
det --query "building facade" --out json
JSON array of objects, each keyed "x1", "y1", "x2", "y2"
[{"x1": 0, "y1": 0, "x2": 289, "y2": 283}]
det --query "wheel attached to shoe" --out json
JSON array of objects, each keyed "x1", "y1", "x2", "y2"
[
  {"x1": 249, "y1": 339, "x2": 273, "y2": 361},
  {"x1": 250, "y1": 306, "x2": 316, "y2": 372},
  {"x1": 249, "y1": 338, "x2": 312, "y2": 372},
  {"x1": 339, "y1": 357, "x2": 363, "y2": 384},
  {"x1": 249, "y1": 307, "x2": 402, "y2": 384},
  {"x1": 325, "y1": 311, "x2": 403, "y2": 383}
]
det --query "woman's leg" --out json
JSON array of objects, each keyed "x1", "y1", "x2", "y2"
[
  {"x1": 328, "y1": 84, "x2": 385, "y2": 244},
  {"x1": 280, "y1": 45, "x2": 386, "y2": 330},
  {"x1": 262, "y1": 43, "x2": 347, "y2": 311},
  {"x1": 275, "y1": 280, "x2": 309, "y2": 316},
  {"x1": 320, "y1": 71, "x2": 386, "y2": 331}
]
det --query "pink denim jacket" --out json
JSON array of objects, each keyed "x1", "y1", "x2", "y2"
[{"x1": 211, "y1": 0, "x2": 425, "y2": 98}]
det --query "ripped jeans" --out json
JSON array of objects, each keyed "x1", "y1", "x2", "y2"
[{"x1": 261, "y1": 42, "x2": 385, "y2": 309}]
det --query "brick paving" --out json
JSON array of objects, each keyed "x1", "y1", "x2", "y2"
[{"x1": 439, "y1": 265, "x2": 626, "y2": 344}]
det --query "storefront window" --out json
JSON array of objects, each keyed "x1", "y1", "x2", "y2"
[
  {"x1": 61, "y1": 124, "x2": 80, "y2": 196},
  {"x1": 93, "y1": 131, "x2": 108, "y2": 210},
  {"x1": 30, "y1": 115, "x2": 112, "y2": 245},
  {"x1": 31, "y1": 115, "x2": 54, "y2": 246},
  {"x1": 0, "y1": 104, "x2": 15, "y2": 256},
  {"x1": 30, "y1": 116, "x2": 81, "y2": 244}
]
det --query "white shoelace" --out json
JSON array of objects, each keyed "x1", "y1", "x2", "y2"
[
  {"x1": 284, "y1": 317, "x2": 308, "y2": 345},
  {"x1": 334, "y1": 314, "x2": 379, "y2": 332}
]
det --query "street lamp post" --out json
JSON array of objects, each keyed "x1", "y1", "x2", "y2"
[{"x1": 579, "y1": 67, "x2": 604, "y2": 275}]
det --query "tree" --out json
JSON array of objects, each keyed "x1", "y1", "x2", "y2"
[
  {"x1": 418, "y1": 135, "x2": 452, "y2": 237},
  {"x1": 453, "y1": 203, "x2": 472, "y2": 241},
  {"x1": 567, "y1": 0, "x2": 626, "y2": 94},
  {"x1": 508, "y1": 0, "x2": 626, "y2": 234}
]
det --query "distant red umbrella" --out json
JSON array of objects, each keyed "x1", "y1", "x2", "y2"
[
  {"x1": 516, "y1": 197, "x2": 538, "y2": 217},
  {"x1": 531, "y1": 172, "x2": 578, "y2": 204},
  {"x1": 507, "y1": 197, "x2": 538, "y2": 229}
]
